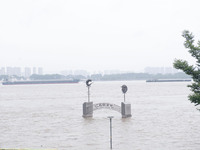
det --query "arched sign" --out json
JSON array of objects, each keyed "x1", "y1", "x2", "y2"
[
  {"x1": 93, "y1": 103, "x2": 121, "y2": 113},
  {"x1": 82, "y1": 82, "x2": 131, "y2": 118}
]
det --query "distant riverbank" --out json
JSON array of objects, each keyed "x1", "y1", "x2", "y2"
[{"x1": 0, "y1": 72, "x2": 191, "y2": 82}]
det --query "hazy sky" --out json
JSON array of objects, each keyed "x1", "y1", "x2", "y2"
[{"x1": 1, "y1": 0, "x2": 200, "y2": 73}]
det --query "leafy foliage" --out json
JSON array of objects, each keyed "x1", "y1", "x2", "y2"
[{"x1": 174, "y1": 30, "x2": 200, "y2": 106}]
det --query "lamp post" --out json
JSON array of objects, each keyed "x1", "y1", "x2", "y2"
[
  {"x1": 121, "y1": 85, "x2": 128, "y2": 102},
  {"x1": 107, "y1": 116, "x2": 114, "y2": 149},
  {"x1": 86, "y1": 79, "x2": 93, "y2": 102}
]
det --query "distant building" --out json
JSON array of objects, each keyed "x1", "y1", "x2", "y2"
[
  {"x1": 33, "y1": 67, "x2": 37, "y2": 74},
  {"x1": 7, "y1": 67, "x2": 13, "y2": 76},
  {"x1": 0, "y1": 67, "x2": 5, "y2": 75},
  {"x1": 0, "y1": 66, "x2": 46, "y2": 77},
  {"x1": 38, "y1": 67, "x2": 43, "y2": 75},
  {"x1": 4, "y1": 67, "x2": 21, "y2": 76},
  {"x1": 13, "y1": 67, "x2": 21, "y2": 76},
  {"x1": 25, "y1": 67, "x2": 31, "y2": 77}
]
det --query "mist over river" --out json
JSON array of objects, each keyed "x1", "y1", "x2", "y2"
[{"x1": 0, "y1": 81, "x2": 199, "y2": 150}]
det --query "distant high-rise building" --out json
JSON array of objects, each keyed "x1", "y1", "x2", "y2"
[
  {"x1": 7, "y1": 67, "x2": 14, "y2": 76},
  {"x1": 25, "y1": 67, "x2": 31, "y2": 77},
  {"x1": 33, "y1": 67, "x2": 37, "y2": 74},
  {"x1": 38, "y1": 67, "x2": 43, "y2": 75},
  {"x1": 13, "y1": 67, "x2": 21, "y2": 76},
  {"x1": 5, "y1": 67, "x2": 22, "y2": 76},
  {"x1": 0, "y1": 67, "x2": 5, "y2": 75}
]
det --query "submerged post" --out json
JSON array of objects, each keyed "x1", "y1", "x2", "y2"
[
  {"x1": 108, "y1": 116, "x2": 114, "y2": 149},
  {"x1": 83, "y1": 79, "x2": 93, "y2": 118},
  {"x1": 121, "y1": 85, "x2": 127, "y2": 102},
  {"x1": 88, "y1": 86, "x2": 90, "y2": 102},
  {"x1": 121, "y1": 85, "x2": 132, "y2": 118}
]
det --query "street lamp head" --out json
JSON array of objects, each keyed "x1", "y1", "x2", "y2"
[{"x1": 86, "y1": 79, "x2": 93, "y2": 87}]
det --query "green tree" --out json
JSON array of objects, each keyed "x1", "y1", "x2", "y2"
[{"x1": 173, "y1": 30, "x2": 200, "y2": 106}]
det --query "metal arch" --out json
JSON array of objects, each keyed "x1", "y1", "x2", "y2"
[{"x1": 93, "y1": 103, "x2": 121, "y2": 113}]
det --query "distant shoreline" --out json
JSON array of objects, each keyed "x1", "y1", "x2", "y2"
[{"x1": 0, "y1": 72, "x2": 191, "y2": 82}]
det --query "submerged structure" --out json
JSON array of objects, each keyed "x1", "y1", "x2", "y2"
[{"x1": 82, "y1": 79, "x2": 132, "y2": 118}]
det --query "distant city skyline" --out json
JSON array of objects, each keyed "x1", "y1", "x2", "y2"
[
  {"x1": 0, "y1": 67, "x2": 43, "y2": 77},
  {"x1": 0, "y1": 66, "x2": 180, "y2": 77}
]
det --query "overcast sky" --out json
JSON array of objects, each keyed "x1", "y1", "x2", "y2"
[{"x1": 0, "y1": 0, "x2": 200, "y2": 73}]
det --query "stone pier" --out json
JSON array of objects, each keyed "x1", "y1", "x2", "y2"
[
  {"x1": 121, "y1": 102, "x2": 132, "y2": 118},
  {"x1": 82, "y1": 102, "x2": 93, "y2": 118}
]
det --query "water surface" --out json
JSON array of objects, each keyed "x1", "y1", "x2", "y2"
[{"x1": 0, "y1": 81, "x2": 199, "y2": 150}]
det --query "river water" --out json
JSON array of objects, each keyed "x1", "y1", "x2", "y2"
[{"x1": 0, "y1": 81, "x2": 199, "y2": 150}]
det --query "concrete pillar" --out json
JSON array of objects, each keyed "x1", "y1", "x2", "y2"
[
  {"x1": 82, "y1": 102, "x2": 93, "y2": 118},
  {"x1": 121, "y1": 102, "x2": 132, "y2": 118}
]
